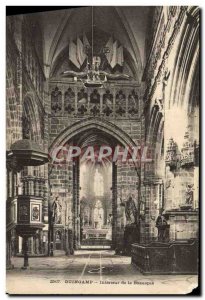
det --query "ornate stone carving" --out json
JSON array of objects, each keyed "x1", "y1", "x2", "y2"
[
  {"x1": 64, "y1": 87, "x2": 75, "y2": 114},
  {"x1": 51, "y1": 86, "x2": 62, "y2": 113},
  {"x1": 19, "y1": 204, "x2": 29, "y2": 221},
  {"x1": 103, "y1": 90, "x2": 113, "y2": 117},
  {"x1": 90, "y1": 105, "x2": 100, "y2": 116},
  {"x1": 181, "y1": 130, "x2": 194, "y2": 168},
  {"x1": 128, "y1": 90, "x2": 138, "y2": 117},
  {"x1": 103, "y1": 90, "x2": 113, "y2": 106},
  {"x1": 78, "y1": 104, "x2": 87, "y2": 115},
  {"x1": 165, "y1": 138, "x2": 180, "y2": 170},
  {"x1": 185, "y1": 184, "x2": 194, "y2": 206},
  {"x1": 116, "y1": 90, "x2": 126, "y2": 117},
  {"x1": 116, "y1": 105, "x2": 125, "y2": 116},
  {"x1": 143, "y1": 7, "x2": 187, "y2": 104},
  {"x1": 78, "y1": 88, "x2": 88, "y2": 104},
  {"x1": 31, "y1": 204, "x2": 40, "y2": 221},
  {"x1": 103, "y1": 105, "x2": 113, "y2": 116},
  {"x1": 90, "y1": 89, "x2": 100, "y2": 104}
]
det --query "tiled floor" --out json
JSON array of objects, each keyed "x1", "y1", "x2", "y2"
[{"x1": 6, "y1": 250, "x2": 198, "y2": 295}]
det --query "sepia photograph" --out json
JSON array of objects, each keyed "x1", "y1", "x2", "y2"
[{"x1": 5, "y1": 5, "x2": 200, "y2": 295}]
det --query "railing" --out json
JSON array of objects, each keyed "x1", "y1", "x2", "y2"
[{"x1": 49, "y1": 80, "x2": 141, "y2": 120}]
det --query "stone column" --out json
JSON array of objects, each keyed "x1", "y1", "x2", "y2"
[
  {"x1": 19, "y1": 236, "x2": 23, "y2": 254},
  {"x1": 112, "y1": 162, "x2": 117, "y2": 251},
  {"x1": 100, "y1": 90, "x2": 103, "y2": 114},
  {"x1": 29, "y1": 178, "x2": 34, "y2": 195},
  {"x1": 87, "y1": 90, "x2": 91, "y2": 114},
  {"x1": 25, "y1": 179, "x2": 29, "y2": 195},
  {"x1": 62, "y1": 85, "x2": 65, "y2": 115},
  {"x1": 22, "y1": 236, "x2": 29, "y2": 269},
  {"x1": 73, "y1": 160, "x2": 80, "y2": 249},
  {"x1": 113, "y1": 88, "x2": 116, "y2": 119},
  {"x1": 74, "y1": 87, "x2": 78, "y2": 114},
  {"x1": 6, "y1": 231, "x2": 13, "y2": 269},
  {"x1": 125, "y1": 90, "x2": 129, "y2": 118}
]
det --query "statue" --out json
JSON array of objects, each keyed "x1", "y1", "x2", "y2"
[
  {"x1": 52, "y1": 196, "x2": 62, "y2": 224},
  {"x1": 185, "y1": 184, "x2": 194, "y2": 205},
  {"x1": 123, "y1": 196, "x2": 138, "y2": 225},
  {"x1": 156, "y1": 209, "x2": 169, "y2": 242},
  {"x1": 120, "y1": 196, "x2": 139, "y2": 254}
]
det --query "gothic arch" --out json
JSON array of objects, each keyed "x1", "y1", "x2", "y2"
[
  {"x1": 50, "y1": 33, "x2": 138, "y2": 79},
  {"x1": 23, "y1": 94, "x2": 41, "y2": 142},
  {"x1": 47, "y1": 10, "x2": 74, "y2": 73},
  {"x1": 113, "y1": 7, "x2": 142, "y2": 75},
  {"x1": 169, "y1": 6, "x2": 200, "y2": 110},
  {"x1": 46, "y1": 7, "x2": 143, "y2": 79},
  {"x1": 147, "y1": 105, "x2": 163, "y2": 143},
  {"x1": 145, "y1": 105, "x2": 164, "y2": 175},
  {"x1": 49, "y1": 117, "x2": 138, "y2": 154}
]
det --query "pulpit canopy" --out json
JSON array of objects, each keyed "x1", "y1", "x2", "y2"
[{"x1": 7, "y1": 139, "x2": 49, "y2": 169}]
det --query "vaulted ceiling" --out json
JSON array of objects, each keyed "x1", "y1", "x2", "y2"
[{"x1": 27, "y1": 6, "x2": 153, "y2": 81}]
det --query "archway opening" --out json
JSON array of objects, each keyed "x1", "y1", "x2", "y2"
[
  {"x1": 79, "y1": 162, "x2": 113, "y2": 249},
  {"x1": 49, "y1": 119, "x2": 140, "y2": 254},
  {"x1": 70, "y1": 128, "x2": 120, "y2": 250}
]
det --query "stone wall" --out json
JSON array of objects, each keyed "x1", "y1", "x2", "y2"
[
  {"x1": 143, "y1": 6, "x2": 199, "y2": 243},
  {"x1": 46, "y1": 77, "x2": 145, "y2": 251}
]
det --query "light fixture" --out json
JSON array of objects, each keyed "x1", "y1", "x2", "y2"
[
  {"x1": 61, "y1": 7, "x2": 132, "y2": 83},
  {"x1": 82, "y1": 7, "x2": 107, "y2": 88}
]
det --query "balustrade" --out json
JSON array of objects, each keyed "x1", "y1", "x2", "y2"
[{"x1": 50, "y1": 82, "x2": 140, "y2": 120}]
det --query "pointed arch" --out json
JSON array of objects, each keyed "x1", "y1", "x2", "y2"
[
  {"x1": 49, "y1": 117, "x2": 138, "y2": 154},
  {"x1": 169, "y1": 6, "x2": 200, "y2": 110}
]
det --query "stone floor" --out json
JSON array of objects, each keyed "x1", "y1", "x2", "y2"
[{"x1": 6, "y1": 250, "x2": 198, "y2": 295}]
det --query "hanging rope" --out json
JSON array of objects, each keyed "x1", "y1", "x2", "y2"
[{"x1": 91, "y1": 6, "x2": 94, "y2": 63}]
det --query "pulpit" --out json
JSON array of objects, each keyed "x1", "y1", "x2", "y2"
[{"x1": 6, "y1": 139, "x2": 48, "y2": 268}]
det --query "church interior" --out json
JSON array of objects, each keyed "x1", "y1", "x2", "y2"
[{"x1": 6, "y1": 6, "x2": 199, "y2": 278}]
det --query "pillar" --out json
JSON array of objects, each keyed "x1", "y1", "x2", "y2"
[{"x1": 22, "y1": 236, "x2": 29, "y2": 269}]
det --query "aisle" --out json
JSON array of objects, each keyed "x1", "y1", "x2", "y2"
[{"x1": 6, "y1": 250, "x2": 198, "y2": 295}]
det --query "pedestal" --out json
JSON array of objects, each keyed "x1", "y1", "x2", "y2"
[{"x1": 164, "y1": 209, "x2": 198, "y2": 240}]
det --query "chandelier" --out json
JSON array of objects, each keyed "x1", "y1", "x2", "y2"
[
  {"x1": 62, "y1": 7, "x2": 131, "y2": 84},
  {"x1": 82, "y1": 7, "x2": 108, "y2": 88}
]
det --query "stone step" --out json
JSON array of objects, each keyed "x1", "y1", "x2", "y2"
[{"x1": 53, "y1": 250, "x2": 66, "y2": 257}]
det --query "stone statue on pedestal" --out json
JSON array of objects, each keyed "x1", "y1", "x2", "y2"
[{"x1": 52, "y1": 196, "x2": 62, "y2": 224}]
